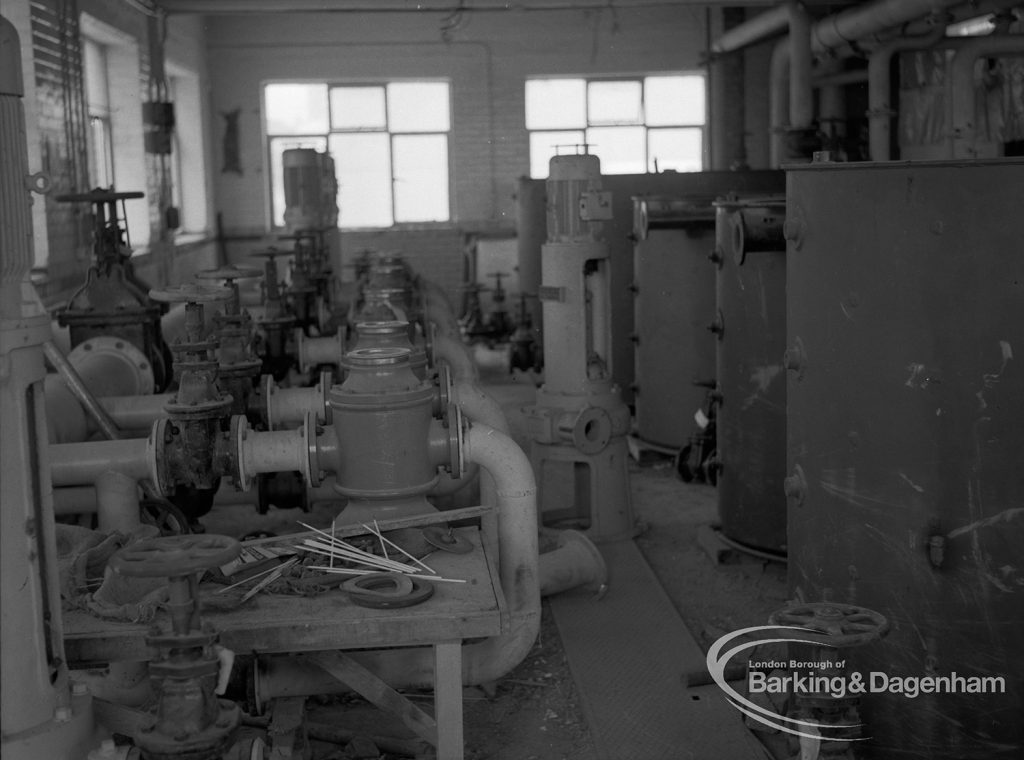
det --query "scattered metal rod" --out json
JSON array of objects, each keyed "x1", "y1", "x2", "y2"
[{"x1": 240, "y1": 504, "x2": 495, "y2": 549}]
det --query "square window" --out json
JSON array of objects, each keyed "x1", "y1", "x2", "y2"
[
  {"x1": 393, "y1": 134, "x2": 449, "y2": 223},
  {"x1": 265, "y1": 83, "x2": 329, "y2": 135},
  {"x1": 329, "y1": 133, "x2": 393, "y2": 228},
  {"x1": 388, "y1": 82, "x2": 450, "y2": 133},
  {"x1": 648, "y1": 128, "x2": 703, "y2": 172},
  {"x1": 645, "y1": 75, "x2": 705, "y2": 126},
  {"x1": 586, "y1": 126, "x2": 646, "y2": 175},
  {"x1": 330, "y1": 86, "x2": 386, "y2": 130},
  {"x1": 588, "y1": 80, "x2": 642, "y2": 125},
  {"x1": 526, "y1": 79, "x2": 586, "y2": 130}
]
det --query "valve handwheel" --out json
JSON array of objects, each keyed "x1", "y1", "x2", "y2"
[
  {"x1": 111, "y1": 534, "x2": 241, "y2": 578},
  {"x1": 150, "y1": 283, "x2": 233, "y2": 304},
  {"x1": 196, "y1": 265, "x2": 262, "y2": 282},
  {"x1": 770, "y1": 602, "x2": 889, "y2": 648}
]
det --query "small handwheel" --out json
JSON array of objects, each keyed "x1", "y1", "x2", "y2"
[
  {"x1": 769, "y1": 602, "x2": 889, "y2": 647},
  {"x1": 149, "y1": 283, "x2": 233, "y2": 305},
  {"x1": 195, "y1": 265, "x2": 262, "y2": 282},
  {"x1": 110, "y1": 534, "x2": 241, "y2": 578}
]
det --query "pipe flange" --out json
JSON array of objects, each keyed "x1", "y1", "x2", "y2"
[
  {"x1": 435, "y1": 361, "x2": 453, "y2": 414},
  {"x1": 446, "y1": 402, "x2": 465, "y2": 479},
  {"x1": 302, "y1": 412, "x2": 321, "y2": 487},
  {"x1": 67, "y1": 336, "x2": 156, "y2": 396},
  {"x1": 232, "y1": 415, "x2": 255, "y2": 491},
  {"x1": 572, "y1": 406, "x2": 612, "y2": 455},
  {"x1": 262, "y1": 374, "x2": 277, "y2": 431},
  {"x1": 423, "y1": 526, "x2": 473, "y2": 554}
]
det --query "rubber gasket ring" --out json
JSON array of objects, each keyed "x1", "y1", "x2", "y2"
[
  {"x1": 347, "y1": 578, "x2": 435, "y2": 609},
  {"x1": 341, "y1": 572, "x2": 414, "y2": 597}
]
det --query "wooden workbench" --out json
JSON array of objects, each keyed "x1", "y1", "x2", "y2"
[{"x1": 63, "y1": 527, "x2": 508, "y2": 760}]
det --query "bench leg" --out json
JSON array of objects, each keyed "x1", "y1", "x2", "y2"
[{"x1": 434, "y1": 640, "x2": 463, "y2": 760}]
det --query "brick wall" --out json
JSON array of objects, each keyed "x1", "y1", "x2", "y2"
[
  {"x1": 26, "y1": 0, "x2": 217, "y2": 308},
  {"x1": 205, "y1": 7, "x2": 710, "y2": 304}
]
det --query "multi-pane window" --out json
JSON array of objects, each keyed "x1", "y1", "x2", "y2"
[
  {"x1": 82, "y1": 36, "x2": 115, "y2": 189},
  {"x1": 264, "y1": 82, "x2": 451, "y2": 229},
  {"x1": 525, "y1": 75, "x2": 706, "y2": 178}
]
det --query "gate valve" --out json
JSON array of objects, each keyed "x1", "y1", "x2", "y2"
[
  {"x1": 149, "y1": 285, "x2": 237, "y2": 500},
  {"x1": 109, "y1": 535, "x2": 242, "y2": 760},
  {"x1": 196, "y1": 266, "x2": 264, "y2": 416},
  {"x1": 250, "y1": 248, "x2": 296, "y2": 326},
  {"x1": 149, "y1": 284, "x2": 234, "y2": 418}
]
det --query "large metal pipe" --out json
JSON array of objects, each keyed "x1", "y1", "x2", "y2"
[
  {"x1": 711, "y1": 4, "x2": 790, "y2": 54},
  {"x1": 712, "y1": 0, "x2": 967, "y2": 55},
  {"x1": 868, "y1": 23, "x2": 948, "y2": 160},
  {"x1": 42, "y1": 341, "x2": 124, "y2": 440},
  {"x1": 769, "y1": 39, "x2": 790, "y2": 167},
  {"x1": 99, "y1": 393, "x2": 175, "y2": 430},
  {"x1": 949, "y1": 33, "x2": 1024, "y2": 158},
  {"x1": 788, "y1": 2, "x2": 814, "y2": 129},
  {"x1": 95, "y1": 471, "x2": 141, "y2": 533},
  {"x1": 49, "y1": 438, "x2": 155, "y2": 487}
]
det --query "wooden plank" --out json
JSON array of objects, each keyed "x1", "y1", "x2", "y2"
[
  {"x1": 63, "y1": 528, "x2": 506, "y2": 665},
  {"x1": 434, "y1": 640, "x2": 464, "y2": 760},
  {"x1": 267, "y1": 696, "x2": 306, "y2": 760},
  {"x1": 309, "y1": 652, "x2": 439, "y2": 747}
]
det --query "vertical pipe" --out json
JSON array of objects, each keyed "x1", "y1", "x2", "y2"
[
  {"x1": 788, "y1": 2, "x2": 814, "y2": 129},
  {"x1": 769, "y1": 39, "x2": 791, "y2": 167},
  {"x1": 95, "y1": 471, "x2": 141, "y2": 533}
]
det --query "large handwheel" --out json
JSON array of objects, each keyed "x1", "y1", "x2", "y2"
[
  {"x1": 769, "y1": 602, "x2": 889, "y2": 648},
  {"x1": 110, "y1": 534, "x2": 241, "y2": 578}
]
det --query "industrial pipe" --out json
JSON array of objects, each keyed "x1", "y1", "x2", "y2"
[
  {"x1": 711, "y1": 4, "x2": 790, "y2": 54},
  {"x1": 789, "y1": 2, "x2": 814, "y2": 130},
  {"x1": 98, "y1": 393, "x2": 175, "y2": 430},
  {"x1": 423, "y1": 296, "x2": 461, "y2": 340},
  {"x1": 711, "y1": 0, "x2": 968, "y2": 55},
  {"x1": 769, "y1": 39, "x2": 791, "y2": 167},
  {"x1": 433, "y1": 332, "x2": 478, "y2": 381},
  {"x1": 868, "y1": 23, "x2": 948, "y2": 160},
  {"x1": 539, "y1": 529, "x2": 607, "y2": 597},
  {"x1": 295, "y1": 329, "x2": 344, "y2": 373},
  {"x1": 49, "y1": 438, "x2": 156, "y2": 487},
  {"x1": 265, "y1": 375, "x2": 329, "y2": 429},
  {"x1": 259, "y1": 420, "x2": 540, "y2": 693},
  {"x1": 949, "y1": 33, "x2": 1024, "y2": 158},
  {"x1": 95, "y1": 471, "x2": 142, "y2": 533}
]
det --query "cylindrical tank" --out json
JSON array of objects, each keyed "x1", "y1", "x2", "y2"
[
  {"x1": 714, "y1": 196, "x2": 787, "y2": 553},
  {"x1": 785, "y1": 159, "x2": 1024, "y2": 758},
  {"x1": 631, "y1": 195, "x2": 717, "y2": 449}
]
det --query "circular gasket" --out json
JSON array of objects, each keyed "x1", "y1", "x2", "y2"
[
  {"x1": 346, "y1": 577, "x2": 435, "y2": 609},
  {"x1": 422, "y1": 526, "x2": 473, "y2": 554},
  {"x1": 342, "y1": 572, "x2": 414, "y2": 598}
]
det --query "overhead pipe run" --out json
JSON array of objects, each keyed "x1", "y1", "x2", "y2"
[
  {"x1": 711, "y1": 0, "x2": 970, "y2": 56},
  {"x1": 949, "y1": 33, "x2": 1024, "y2": 158}
]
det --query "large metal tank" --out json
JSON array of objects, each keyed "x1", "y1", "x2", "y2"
[
  {"x1": 785, "y1": 159, "x2": 1024, "y2": 758},
  {"x1": 714, "y1": 196, "x2": 787, "y2": 553},
  {"x1": 631, "y1": 195, "x2": 717, "y2": 449}
]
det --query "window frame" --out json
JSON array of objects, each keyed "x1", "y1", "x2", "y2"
[
  {"x1": 525, "y1": 73, "x2": 708, "y2": 178},
  {"x1": 262, "y1": 80, "x2": 453, "y2": 230}
]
